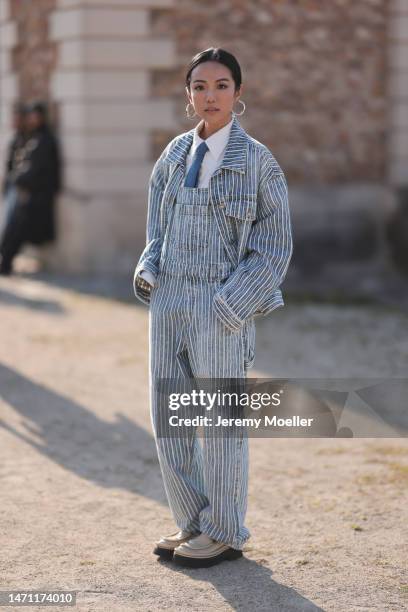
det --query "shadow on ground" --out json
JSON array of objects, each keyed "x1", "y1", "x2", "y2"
[
  {"x1": 158, "y1": 556, "x2": 325, "y2": 611},
  {"x1": 0, "y1": 284, "x2": 65, "y2": 314},
  {"x1": 19, "y1": 270, "x2": 138, "y2": 305},
  {"x1": 0, "y1": 362, "x2": 165, "y2": 504}
]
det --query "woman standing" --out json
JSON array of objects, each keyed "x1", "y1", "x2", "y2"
[{"x1": 134, "y1": 48, "x2": 293, "y2": 568}]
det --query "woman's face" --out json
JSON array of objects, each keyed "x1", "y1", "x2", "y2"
[{"x1": 186, "y1": 61, "x2": 242, "y2": 128}]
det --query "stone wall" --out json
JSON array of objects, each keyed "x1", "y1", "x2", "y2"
[
  {"x1": 148, "y1": 0, "x2": 396, "y2": 287},
  {"x1": 386, "y1": 1, "x2": 408, "y2": 274},
  {"x1": 11, "y1": 0, "x2": 57, "y2": 111},
  {"x1": 152, "y1": 0, "x2": 388, "y2": 185},
  {"x1": 1, "y1": 0, "x2": 406, "y2": 281},
  {"x1": 388, "y1": 0, "x2": 408, "y2": 186},
  {"x1": 47, "y1": 0, "x2": 176, "y2": 272},
  {"x1": 0, "y1": 0, "x2": 18, "y2": 152}
]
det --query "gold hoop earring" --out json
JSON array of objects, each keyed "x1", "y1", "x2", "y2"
[
  {"x1": 233, "y1": 99, "x2": 246, "y2": 116},
  {"x1": 185, "y1": 102, "x2": 197, "y2": 119}
]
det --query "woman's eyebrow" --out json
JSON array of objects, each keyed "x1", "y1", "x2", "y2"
[{"x1": 192, "y1": 78, "x2": 231, "y2": 83}]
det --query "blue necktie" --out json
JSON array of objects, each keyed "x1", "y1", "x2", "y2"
[{"x1": 184, "y1": 141, "x2": 209, "y2": 187}]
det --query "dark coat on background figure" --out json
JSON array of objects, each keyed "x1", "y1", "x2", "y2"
[{"x1": 13, "y1": 124, "x2": 61, "y2": 244}]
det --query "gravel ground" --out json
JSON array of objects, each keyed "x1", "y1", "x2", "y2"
[{"x1": 0, "y1": 273, "x2": 407, "y2": 612}]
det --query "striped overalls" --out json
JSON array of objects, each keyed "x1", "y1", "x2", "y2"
[{"x1": 148, "y1": 181, "x2": 251, "y2": 550}]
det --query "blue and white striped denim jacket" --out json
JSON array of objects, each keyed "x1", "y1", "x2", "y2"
[{"x1": 133, "y1": 113, "x2": 293, "y2": 332}]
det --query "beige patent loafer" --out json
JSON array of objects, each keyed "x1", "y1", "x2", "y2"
[
  {"x1": 173, "y1": 533, "x2": 243, "y2": 568},
  {"x1": 153, "y1": 529, "x2": 199, "y2": 560}
]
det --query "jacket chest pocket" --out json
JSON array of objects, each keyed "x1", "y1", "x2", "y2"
[
  {"x1": 223, "y1": 195, "x2": 257, "y2": 221},
  {"x1": 219, "y1": 195, "x2": 258, "y2": 242}
]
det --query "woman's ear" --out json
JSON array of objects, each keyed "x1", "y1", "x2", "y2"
[{"x1": 185, "y1": 86, "x2": 192, "y2": 104}]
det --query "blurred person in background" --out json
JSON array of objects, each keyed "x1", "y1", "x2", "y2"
[
  {"x1": 1, "y1": 102, "x2": 28, "y2": 233},
  {"x1": 0, "y1": 101, "x2": 61, "y2": 276}
]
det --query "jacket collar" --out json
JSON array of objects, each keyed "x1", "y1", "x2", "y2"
[{"x1": 164, "y1": 113, "x2": 248, "y2": 173}]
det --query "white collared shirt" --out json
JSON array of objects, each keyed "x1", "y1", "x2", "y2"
[
  {"x1": 139, "y1": 115, "x2": 234, "y2": 286},
  {"x1": 185, "y1": 114, "x2": 234, "y2": 188}
]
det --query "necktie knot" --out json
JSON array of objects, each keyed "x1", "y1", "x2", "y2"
[
  {"x1": 196, "y1": 141, "x2": 209, "y2": 158},
  {"x1": 184, "y1": 140, "x2": 209, "y2": 188}
]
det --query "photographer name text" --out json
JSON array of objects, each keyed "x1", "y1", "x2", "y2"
[{"x1": 168, "y1": 415, "x2": 314, "y2": 428}]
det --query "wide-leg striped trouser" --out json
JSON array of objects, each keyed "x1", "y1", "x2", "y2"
[{"x1": 149, "y1": 271, "x2": 250, "y2": 550}]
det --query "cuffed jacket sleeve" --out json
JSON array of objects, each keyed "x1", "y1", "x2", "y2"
[
  {"x1": 133, "y1": 147, "x2": 169, "y2": 302},
  {"x1": 212, "y1": 160, "x2": 293, "y2": 332}
]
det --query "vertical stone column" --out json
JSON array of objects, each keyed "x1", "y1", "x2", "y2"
[
  {"x1": 49, "y1": 0, "x2": 176, "y2": 272},
  {"x1": 0, "y1": 0, "x2": 18, "y2": 184},
  {"x1": 388, "y1": 0, "x2": 408, "y2": 185}
]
